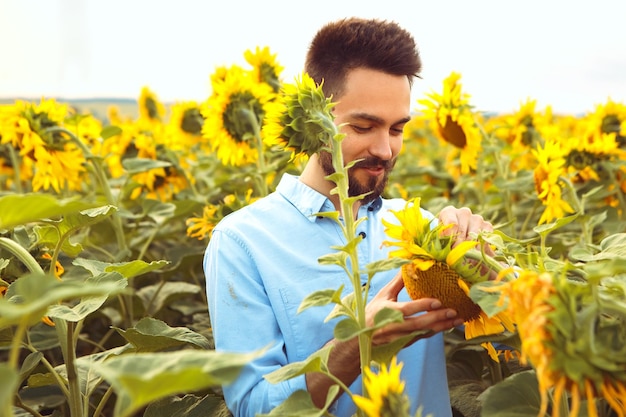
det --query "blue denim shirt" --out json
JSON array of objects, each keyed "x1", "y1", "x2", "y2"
[{"x1": 204, "y1": 173, "x2": 452, "y2": 417}]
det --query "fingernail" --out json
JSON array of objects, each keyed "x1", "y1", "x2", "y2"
[
  {"x1": 445, "y1": 309, "x2": 457, "y2": 318},
  {"x1": 430, "y1": 300, "x2": 442, "y2": 309},
  {"x1": 453, "y1": 318, "x2": 465, "y2": 326}
]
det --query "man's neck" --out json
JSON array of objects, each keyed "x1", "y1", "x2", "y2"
[{"x1": 299, "y1": 154, "x2": 357, "y2": 216}]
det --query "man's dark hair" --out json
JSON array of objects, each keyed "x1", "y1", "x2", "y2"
[{"x1": 304, "y1": 17, "x2": 422, "y2": 98}]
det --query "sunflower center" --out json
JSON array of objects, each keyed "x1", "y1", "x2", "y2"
[
  {"x1": 439, "y1": 116, "x2": 467, "y2": 148},
  {"x1": 259, "y1": 63, "x2": 281, "y2": 93},
  {"x1": 143, "y1": 96, "x2": 160, "y2": 120},
  {"x1": 601, "y1": 114, "x2": 626, "y2": 147},
  {"x1": 222, "y1": 92, "x2": 263, "y2": 144},
  {"x1": 565, "y1": 149, "x2": 606, "y2": 170},
  {"x1": 24, "y1": 109, "x2": 66, "y2": 150},
  {"x1": 181, "y1": 108, "x2": 204, "y2": 135},
  {"x1": 402, "y1": 261, "x2": 482, "y2": 321},
  {"x1": 520, "y1": 115, "x2": 538, "y2": 147}
]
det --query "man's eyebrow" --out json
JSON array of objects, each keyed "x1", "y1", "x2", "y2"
[{"x1": 348, "y1": 112, "x2": 411, "y2": 126}]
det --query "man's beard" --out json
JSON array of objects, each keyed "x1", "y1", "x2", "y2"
[{"x1": 319, "y1": 151, "x2": 396, "y2": 205}]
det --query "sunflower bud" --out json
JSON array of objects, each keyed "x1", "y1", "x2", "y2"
[{"x1": 262, "y1": 73, "x2": 336, "y2": 158}]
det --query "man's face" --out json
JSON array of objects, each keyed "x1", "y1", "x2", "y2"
[{"x1": 320, "y1": 67, "x2": 412, "y2": 204}]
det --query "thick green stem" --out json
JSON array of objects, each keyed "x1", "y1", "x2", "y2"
[
  {"x1": 328, "y1": 132, "x2": 370, "y2": 412},
  {"x1": 0, "y1": 237, "x2": 44, "y2": 274},
  {"x1": 55, "y1": 319, "x2": 83, "y2": 417},
  {"x1": 6, "y1": 144, "x2": 23, "y2": 193}
]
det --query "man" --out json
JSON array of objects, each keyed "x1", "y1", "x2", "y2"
[{"x1": 205, "y1": 17, "x2": 493, "y2": 417}]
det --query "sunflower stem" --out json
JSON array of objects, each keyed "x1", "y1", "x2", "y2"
[
  {"x1": 0, "y1": 237, "x2": 44, "y2": 274},
  {"x1": 326, "y1": 129, "x2": 371, "y2": 412},
  {"x1": 5, "y1": 144, "x2": 23, "y2": 193}
]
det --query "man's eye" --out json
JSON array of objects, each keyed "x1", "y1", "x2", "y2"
[
  {"x1": 351, "y1": 125, "x2": 370, "y2": 133},
  {"x1": 391, "y1": 128, "x2": 404, "y2": 135}
]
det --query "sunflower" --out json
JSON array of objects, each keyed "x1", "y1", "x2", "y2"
[
  {"x1": 582, "y1": 98, "x2": 626, "y2": 147},
  {"x1": 352, "y1": 357, "x2": 410, "y2": 417},
  {"x1": 244, "y1": 46, "x2": 284, "y2": 93},
  {"x1": 138, "y1": 86, "x2": 166, "y2": 123},
  {"x1": 164, "y1": 101, "x2": 204, "y2": 157},
  {"x1": 532, "y1": 138, "x2": 575, "y2": 224},
  {"x1": 382, "y1": 198, "x2": 515, "y2": 360},
  {"x1": 262, "y1": 73, "x2": 336, "y2": 159},
  {"x1": 201, "y1": 65, "x2": 277, "y2": 166},
  {"x1": 0, "y1": 99, "x2": 87, "y2": 192},
  {"x1": 417, "y1": 72, "x2": 482, "y2": 174},
  {"x1": 487, "y1": 99, "x2": 554, "y2": 171},
  {"x1": 496, "y1": 270, "x2": 626, "y2": 417}
]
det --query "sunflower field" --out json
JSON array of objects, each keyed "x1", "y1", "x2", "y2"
[{"x1": 1, "y1": 46, "x2": 625, "y2": 417}]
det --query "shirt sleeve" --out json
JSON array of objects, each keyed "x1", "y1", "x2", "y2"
[{"x1": 204, "y1": 228, "x2": 308, "y2": 417}]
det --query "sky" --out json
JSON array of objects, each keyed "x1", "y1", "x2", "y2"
[{"x1": 1, "y1": 0, "x2": 625, "y2": 114}]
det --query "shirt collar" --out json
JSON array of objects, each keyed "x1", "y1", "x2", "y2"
[{"x1": 276, "y1": 173, "x2": 383, "y2": 222}]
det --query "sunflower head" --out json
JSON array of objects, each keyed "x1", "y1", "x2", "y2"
[
  {"x1": 201, "y1": 65, "x2": 277, "y2": 166},
  {"x1": 383, "y1": 198, "x2": 503, "y2": 327},
  {"x1": 497, "y1": 270, "x2": 626, "y2": 417},
  {"x1": 262, "y1": 73, "x2": 336, "y2": 158},
  {"x1": 244, "y1": 46, "x2": 284, "y2": 93},
  {"x1": 138, "y1": 87, "x2": 165, "y2": 122}
]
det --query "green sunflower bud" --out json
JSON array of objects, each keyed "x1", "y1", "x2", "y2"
[{"x1": 262, "y1": 73, "x2": 337, "y2": 157}]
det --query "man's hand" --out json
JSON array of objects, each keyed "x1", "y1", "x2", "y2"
[
  {"x1": 366, "y1": 272, "x2": 464, "y2": 346},
  {"x1": 437, "y1": 206, "x2": 493, "y2": 243},
  {"x1": 437, "y1": 205, "x2": 498, "y2": 279}
]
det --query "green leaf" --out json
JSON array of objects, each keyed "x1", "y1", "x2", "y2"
[
  {"x1": 136, "y1": 282, "x2": 200, "y2": 316},
  {"x1": 114, "y1": 317, "x2": 210, "y2": 352},
  {"x1": 364, "y1": 257, "x2": 408, "y2": 276},
  {"x1": 18, "y1": 351, "x2": 43, "y2": 384},
  {"x1": 35, "y1": 205, "x2": 117, "y2": 256},
  {"x1": 34, "y1": 224, "x2": 83, "y2": 256},
  {"x1": 93, "y1": 349, "x2": 261, "y2": 417},
  {"x1": 122, "y1": 157, "x2": 172, "y2": 174},
  {"x1": 478, "y1": 370, "x2": 543, "y2": 417},
  {"x1": 0, "y1": 194, "x2": 99, "y2": 230},
  {"x1": 264, "y1": 344, "x2": 332, "y2": 384},
  {"x1": 47, "y1": 273, "x2": 128, "y2": 322},
  {"x1": 469, "y1": 281, "x2": 508, "y2": 317},
  {"x1": 257, "y1": 387, "x2": 339, "y2": 417},
  {"x1": 73, "y1": 258, "x2": 169, "y2": 279},
  {"x1": 373, "y1": 307, "x2": 404, "y2": 328},
  {"x1": 298, "y1": 287, "x2": 344, "y2": 314},
  {"x1": 372, "y1": 330, "x2": 430, "y2": 365},
  {"x1": 0, "y1": 271, "x2": 127, "y2": 328},
  {"x1": 333, "y1": 317, "x2": 363, "y2": 341},
  {"x1": 143, "y1": 394, "x2": 230, "y2": 417},
  {"x1": 533, "y1": 213, "x2": 579, "y2": 236},
  {"x1": 318, "y1": 251, "x2": 348, "y2": 267},
  {"x1": 100, "y1": 125, "x2": 123, "y2": 140}
]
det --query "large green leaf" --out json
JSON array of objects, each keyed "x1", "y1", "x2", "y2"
[
  {"x1": 478, "y1": 370, "x2": 543, "y2": 417},
  {"x1": 143, "y1": 394, "x2": 230, "y2": 417},
  {"x1": 122, "y1": 157, "x2": 172, "y2": 174},
  {"x1": 114, "y1": 317, "x2": 210, "y2": 352},
  {"x1": 93, "y1": 349, "x2": 262, "y2": 417},
  {"x1": 72, "y1": 258, "x2": 169, "y2": 279},
  {"x1": 136, "y1": 281, "x2": 200, "y2": 316},
  {"x1": 257, "y1": 387, "x2": 339, "y2": 417},
  {"x1": 0, "y1": 194, "x2": 99, "y2": 230},
  {"x1": 264, "y1": 344, "x2": 332, "y2": 384},
  {"x1": 0, "y1": 271, "x2": 127, "y2": 328},
  {"x1": 46, "y1": 272, "x2": 128, "y2": 322},
  {"x1": 34, "y1": 205, "x2": 117, "y2": 256}
]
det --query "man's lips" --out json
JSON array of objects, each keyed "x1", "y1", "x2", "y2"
[{"x1": 360, "y1": 165, "x2": 385, "y2": 175}]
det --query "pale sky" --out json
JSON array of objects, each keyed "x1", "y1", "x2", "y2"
[{"x1": 1, "y1": 0, "x2": 625, "y2": 114}]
